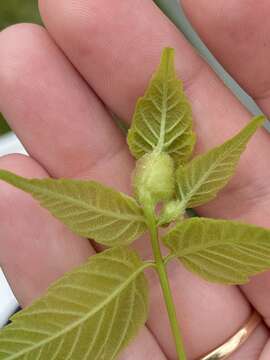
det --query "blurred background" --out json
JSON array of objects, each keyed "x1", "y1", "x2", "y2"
[{"x1": 0, "y1": 0, "x2": 41, "y2": 135}]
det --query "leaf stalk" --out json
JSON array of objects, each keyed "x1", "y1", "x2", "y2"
[{"x1": 144, "y1": 205, "x2": 187, "y2": 360}]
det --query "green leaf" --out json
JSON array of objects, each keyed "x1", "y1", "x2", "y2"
[
  {"x1": 0, "y1": 170, "x2": 147, "y2": 246},
  {"x1": 127, "y1": 47, "x2": 195, "y2": 164},
  {"x1": 163, "y1": 217, "x2": 270, "y2": 285},
  {"x1": 176, "y1": 116, "x2": 265, "y2": 209},
  {"x1": 0, "y1": 247, "x2": 149, "y2": 360}
]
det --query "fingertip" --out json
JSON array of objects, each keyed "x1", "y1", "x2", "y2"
[
  {"x1": 0, "y1": 23, "x2": 52, "y2": 110},
  {"x1": 0, "y1": 153, "x2": 47, "y2": 177}
]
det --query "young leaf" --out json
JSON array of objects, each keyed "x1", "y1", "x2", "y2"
[
  {"x1": 0, "y1": 170, "x2": 147, "y2": 246},
  {"x1": 0, "y1": 247, "x2": 150, "y2": 360},
  {"x1": 176, "y1": 116, "x2": 265, "y2": 209},
  {"x1": 127, "y1": 47, "x2": 195, "y2": 164},
  {"x1": 163, "y1": 217, "x2": 270, "y2": 285}
]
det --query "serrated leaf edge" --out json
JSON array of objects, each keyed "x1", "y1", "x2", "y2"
[{"x1": 2, "y1": 259, "x2": 151, "y2": 360}]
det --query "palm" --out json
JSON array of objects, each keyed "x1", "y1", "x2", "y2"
[{"x1": 0, "y1": 1, "x2": 270, "y2": 359}]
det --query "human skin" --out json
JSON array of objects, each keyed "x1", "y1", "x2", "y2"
[{"x1": 0, "y1": 0, "x2": 270, "y2": 358}]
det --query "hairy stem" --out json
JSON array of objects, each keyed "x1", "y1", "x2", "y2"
[{"x1": 145, "y1": 205, "x2": 187, "y2": 360}]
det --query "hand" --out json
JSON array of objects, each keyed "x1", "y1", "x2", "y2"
[{"x1": 0, "y1": 1, "x2": 270, "y2": 359}]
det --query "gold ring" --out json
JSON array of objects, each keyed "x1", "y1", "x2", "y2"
[{"x1": 198, "y1": 311, "x2": 262, "y2": 360}]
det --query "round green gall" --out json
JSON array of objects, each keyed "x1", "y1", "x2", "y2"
[{"x1": 133, "y1": 152, "x2": 175, "y2": 205}]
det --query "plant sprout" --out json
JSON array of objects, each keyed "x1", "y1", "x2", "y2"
[{"x1": 0, "y1": 48, "x2": 269, "y2": 360}]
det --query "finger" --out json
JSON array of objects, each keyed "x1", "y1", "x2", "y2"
[
  {"x1": 40, "y1": 0, "x2": 269, "y2": 354},
  {"x1": 180, "y1": 0, "x2": 270, "y2": 329},
  {"x1": 119, "y1": 327, "x2": 167, "y2": 360},
  {"x1": 0, "y1": 24, "x2": 130, "y2": 186},
  {"x1": 0, "y1": 154, "x2": 166, "y2": 360},
  {"x1": 38, "y1": 0, "x2": 270, "y2": 221},
  {"x1": 0, "y1": 154, "x2": 94, "y2": 307},
  {"x1": 260, "y1": 339, "x2": 270, "y2": 360},
  {"x1": 11, "y1": 2, "x2": 268, "y2": 357},
  {"x1": 181, "y1": 0, "x2": 270, "y2": 116},
  {"x1": 228, "y1": 324, "x2": 268, "y2": 360},
  {"x1": 0, "y1": 27, "x2": 166, "y2": 360}
]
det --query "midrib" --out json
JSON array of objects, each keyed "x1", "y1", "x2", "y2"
[
  {"x1": 5, "y1": 263, "x2": 151, "y2": 360},
  {"x1": 21, "y1": 181, "x2": 145, "y2": 223}
]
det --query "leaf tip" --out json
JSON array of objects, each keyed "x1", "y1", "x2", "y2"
[
  {"x1": 162, "y1": 47, "x2": 175, "y2": 57},
  {"x1": 251, "y1": 114, "x2": 266, "y2": 127},
  {"x1": 238, "y1": 115, "x2": 266, "y2": 143},
  {"x1": 160, "y1": 47, "x2": 175, "y2": 70}
]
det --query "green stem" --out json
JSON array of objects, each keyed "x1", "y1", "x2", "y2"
[{"x1": 145, "y1": 206, "x2": 187, "y2": 360}]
